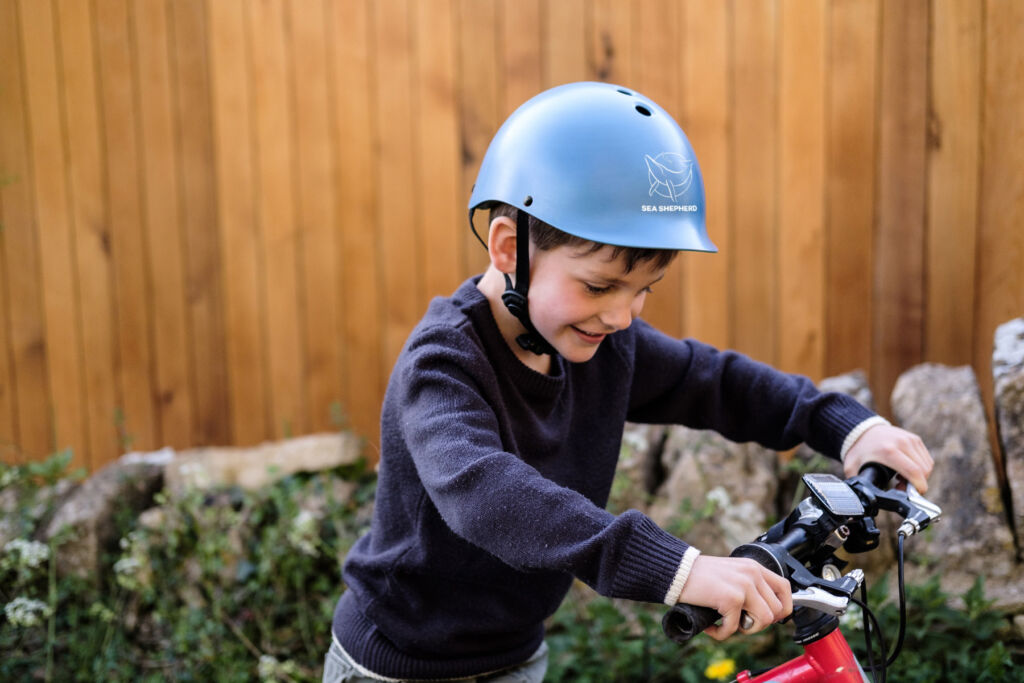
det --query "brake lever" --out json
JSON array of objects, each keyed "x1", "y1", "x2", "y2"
[
  {"x1": 792, "y1": 587, "x2": 851, "y2": 617},
  {"x1": 897, "y1": 483, "x2": 942, "y2": 537}
]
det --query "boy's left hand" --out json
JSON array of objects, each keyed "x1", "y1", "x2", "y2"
[{"x1": 842, "y1": 424, "x2": 933, "y2": 493}]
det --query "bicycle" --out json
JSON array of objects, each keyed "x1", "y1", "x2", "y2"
[{"x1": 661, "y1": 464, "x2": 942, "y2": 682}]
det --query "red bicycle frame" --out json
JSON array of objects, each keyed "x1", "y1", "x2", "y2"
[{"x1": 736, "y1": 628, "x2": 868, "y2": 682}]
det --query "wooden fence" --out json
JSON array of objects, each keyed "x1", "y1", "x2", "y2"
[{"x1": 1, "y1": 0, "x2": 1022, "y2": 471}]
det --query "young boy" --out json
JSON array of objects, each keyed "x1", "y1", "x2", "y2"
[{"x1": 323, "y1": 82, "x2": 932, "y2": 682}]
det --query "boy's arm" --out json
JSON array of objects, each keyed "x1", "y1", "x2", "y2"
[
  {"x1": 396, "y1": 331, "x2": 690, "y2": 606},
  {"x1": 626, "y1": 322, "x2": 934, "y2": 490}
]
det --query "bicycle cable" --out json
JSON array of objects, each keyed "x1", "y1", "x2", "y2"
[
  {"x1": 855, "y1": 531, "x2": 911, "y2": 683},
  {"x1": 853, "y1": 583, "x2": 886, "y2": 683},
  {"x1": 887, "y1": 532, "x2": 908, "y2": 666}
]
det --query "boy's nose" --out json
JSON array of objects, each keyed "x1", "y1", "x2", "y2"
[{"x1": 600, "y1": 303, "x2": 634, "y2": 331}]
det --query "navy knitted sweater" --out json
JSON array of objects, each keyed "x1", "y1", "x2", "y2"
[{"x1": 331, "y1": 277, "x2": 873, "y2": 680}]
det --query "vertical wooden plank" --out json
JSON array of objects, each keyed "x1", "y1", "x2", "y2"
[
  {"x1": 826, "y1": 0, "x2": 879, "y2": 378},
  {"x1": 499, "y1": 0, "x2": 542, "y2": 117},
  {"x1": 731, "y1": 0, "x2": 778, "y2": 365},
  {"x1": 56, "y1": 0, "x2": 120, "y2": 466},
  {"x1": 290, "y1": 0, "x2": 342, "y2": 432},
  {"x1": 632, "y1": 0, "x2": 683, "y2": 339},
  {"x1": 457, "y1": 0, "x2": 499, "y2": 277},
  {"x1": 134, "y1": 0, "x2": 194, "y2": 449},
  {"x1": 207, "y1": 0, "x2": 269, "y2": 444},
  {"x1": 0, "y1": 221, "x2": 12, "y2": 461},
  {"x1": 19, "y1": 0, "x2": 88, "y2": 463},
  {"x1": 169, "y1": 0, "x2": 230, "y2": 447},
  {"x1": 681, "y1": 0, "x2": 730, "y2": 350},
  {"x1": 589, "y1": 0, "x2": 632, "y2": 85},
  {"x1": 0, "y1": 0, "x2": 49, "y2": 463},
  {"x1": 328, "y1": 0, "x2": 382, "y2": 443},
  {"x1": 413, "y1": 0, "x2": 464, "y2": 297},
  {"x1": 248, "y1": 0, "x2": 304, "y2": 439},
  {"x1": 95, "y1": 0, "x2": 158, "y2": 451},
  {"x1": 778, "y1": 0, "x2": 826, "y2": 379},
  {"x1": 372, "y1": 0, "x2": 420, "y2": 372},
  {"x1": 543, "y1": 0, "x2": 586, "y2": 88},
  {"x1": 873, "y1": 0, "x2": 928, "y2": 415},
  {"x1": 976, "y1": 0, "x2": 1024, "y2": 433},
  {"x1": 926, "y1": 0, "x2": 981, "y2": 366}
]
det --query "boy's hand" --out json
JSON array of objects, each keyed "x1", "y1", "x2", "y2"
[
  {"x1": 842, "y1": 424, "x2": 933, "y2": 493},
  {"x1": 677, "y1": 555, "x2": 792, "y2": 641}
]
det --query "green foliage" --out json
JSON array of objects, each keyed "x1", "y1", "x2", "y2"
[
  {"x1": 3, "y1": 452, "x2": 1022, "y2": 681},
  {"x1": 854, "y1": 574, "x2": 1023, "y2": 682},
  {"x1": 0, "y1": 451, "x2": 375, "y2": 682}
]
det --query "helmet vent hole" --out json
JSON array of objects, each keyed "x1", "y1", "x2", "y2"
[
  {"x1": 635, "y1": 104, "x2": 652, "y2": 117},
  {"x1": 617, "y1": 88, "x2": 633, "y2": 96},
  {"x1": 523, "y1": 195, "x2": 533, "y2": 207}
]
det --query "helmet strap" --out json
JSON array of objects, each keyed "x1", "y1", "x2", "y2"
[{"x1": 501, "y1": 210, "x2": 557, "y2": 357}]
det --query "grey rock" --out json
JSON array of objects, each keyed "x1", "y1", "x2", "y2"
[
  {"x1": 993, "y1": 317, "x2": 1024, "y2": 557},
  {"x1": 613, "y1": 423, "x2": 670, "y2": 513},
  {"x1": 649, "y1": 427, "x2": 778, "y2": 556},
  {"x1": 44, "y1": 456, "x2": 165, "y2": 578},
  {"x1": 163, "y1": 432, "x2": 363, "y2": 497},
  {"x1": 794, "y1": 370, "x2": 876, "y2": 478},
  {"x1": 891, "y1": 364, "x2": 1018, "y2": 603}
]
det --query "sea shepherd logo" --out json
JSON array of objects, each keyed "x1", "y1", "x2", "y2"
[{"x1": 642, "y1": 152, "x2": 698, "y2": 213}]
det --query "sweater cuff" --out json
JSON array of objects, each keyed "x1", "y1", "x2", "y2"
[
  {"x1": 663, "y1": 546, "x2": 701, "y2": 606},
  {"x1": 840, "y1": 415, "x2": 891, "y2": 463},
  {"x1": 610, "y1": 513, "x2": 691, "y2": 604},
  {"x1": 809, "y1": 394, "x2": 877, "y2": 459}
]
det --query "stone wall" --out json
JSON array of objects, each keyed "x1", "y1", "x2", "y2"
[{"x1": 24, "y1": 318, "x2": 1024, "y2": 619}]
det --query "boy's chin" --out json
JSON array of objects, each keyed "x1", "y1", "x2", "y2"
[{"x1": 556, "y1": 342, "x2": 601, "y2": 364}]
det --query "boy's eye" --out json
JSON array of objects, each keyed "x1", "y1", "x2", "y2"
[{"x1": 584, "y1": 283, "x2": 611, "y2": 295}]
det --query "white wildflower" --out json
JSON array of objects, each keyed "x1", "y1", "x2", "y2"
[
  {"x1": 4, "y1": 597, "x2": 52, "y2": 628},
  {"x1": 258, "y1": 654, "x2": 299, "y2": 682},
  {"x1": 3, "y1": 538, "x2": 51, "y2": 570},
  {"x1": 839, "y1": 602, "x2": 863, "y2": 631},
  {"x1": 287, "y1": 509, "x2": 319, "y2": 557},
  {"x1": 706, "y1": 486, "x2": 731, "y2": 510},
  {"x1": 621, "y1": 430, "x2": 648, "y2": 455},
  {"x1": 114, "y1": 531, "x2": 150, "y2": 591},
  {"x1": 0, "y1": 467, "x2": 17, "y2": 488}
]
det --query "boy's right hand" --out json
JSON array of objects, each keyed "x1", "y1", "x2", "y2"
[{"x1": 677, "y1": 555, "x2": 792, "y2": 641}]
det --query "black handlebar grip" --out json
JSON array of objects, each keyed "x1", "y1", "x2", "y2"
[
  {"x1": 858, "y1": 462, "x2": 897, "y2": 488},
  {"x1": 661, "y1": 603, "x2": 721, "y2": 644}
]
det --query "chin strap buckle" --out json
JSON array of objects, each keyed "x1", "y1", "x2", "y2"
[{"x1": 501, "y1": 212, "x2": 557, "y2": 357}]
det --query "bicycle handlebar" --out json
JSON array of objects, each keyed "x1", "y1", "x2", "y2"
[{"x1": 662, "y1": 463, "x2": 939, "y2": 645}]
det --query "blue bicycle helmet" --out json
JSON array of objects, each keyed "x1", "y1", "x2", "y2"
[{"x1": 468, "y1": 81, "x2": 716, "y2": 355}]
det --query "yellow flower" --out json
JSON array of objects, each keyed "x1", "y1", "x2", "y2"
[{"x1": 704, "y1": 657, "x2": 737, "y2": 681}]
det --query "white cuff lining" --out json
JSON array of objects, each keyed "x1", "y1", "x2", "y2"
[
  {"x1": 663, "y1": 546, "x2": 701, "y2": 606},
  {"x1": 840, "y1": 416, "x2": 891, "y2": 462}
]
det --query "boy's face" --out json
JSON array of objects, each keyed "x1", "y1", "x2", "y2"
[{"x1": 526, "y1": 244, "x2": 666, "y2": 363}]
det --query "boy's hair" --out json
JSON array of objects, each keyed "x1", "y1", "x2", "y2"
[{"x1": 489, "y1": 203, "x2": 678, "y2": 273}]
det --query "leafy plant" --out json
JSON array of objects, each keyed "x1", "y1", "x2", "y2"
[
  {"x1": 855, "y1": 574, "x2": 1020, "y2": 682},
  {"x1": 3, "y1": 452, "x2": 1022, "y2": 681}
]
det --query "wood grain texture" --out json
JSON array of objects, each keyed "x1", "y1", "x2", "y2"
[
  {"x1": 1, "y1": 0, "x2": 51, "y2": 462},
  {"x1": 731, "y1": 0, "x2": 779, "y2": 366},
  {"x1": 826, "y1": 0, "x2": 879, "y2": 379},
  {"x1": 778, "y1": 0, "x2": 826, "y2": 379},
  {"x1": 681, "y1": 0, "x2": 730, "y2": 350},
  {"x1": 57, "y1": 0, "x2": 119, "y2": 463},
  {"x1": 208, "y1": 0, "x2": 268, "y2": 445},
  {"x1": 873, "y1": 0, "x2": 928, "y2": 416},
  {"x1": 5, "y1": 1, "x2": 1024, "y2": 468},
  {"x1": 20, "y1": 0, "x2": 88, "y2": 463}
]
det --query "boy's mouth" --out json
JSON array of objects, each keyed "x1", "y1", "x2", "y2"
[{"x1": 571, "y1": 326, "x2": 607, "y2": 344}]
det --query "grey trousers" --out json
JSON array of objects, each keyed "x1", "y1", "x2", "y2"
[{"x1": 321, "y1": 637, "x2": 548, "y2": 683}]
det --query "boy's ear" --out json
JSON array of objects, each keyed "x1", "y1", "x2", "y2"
[{"x1": 487, "y1": 216, "x2": 518, "y2": 274}]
